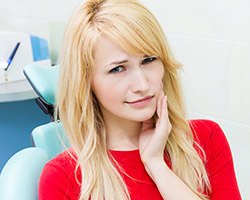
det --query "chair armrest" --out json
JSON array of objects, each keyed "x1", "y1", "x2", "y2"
[{"x1": 0, "y1": 147, "x2": 49, "y2": 200}]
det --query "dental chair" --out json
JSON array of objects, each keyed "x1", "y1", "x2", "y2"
[{"x1": 0, "y1": 65, "x2": 69, "y2": 200}]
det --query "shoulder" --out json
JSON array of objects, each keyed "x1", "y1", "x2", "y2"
[
  {"x1": 188, "y1": 119, "x2": 227, "y2": 149},
  {"x1": 188, "y1": 119, "x2": 220, "y2": 135},
  {"x1": 41, "y1": 148, "x2": 78, "y2": 177},
  {"x1": 188, "y1": 121, "x2": 242, "y2": 199},
  {"x1": 188, "y1": 119, "x2": 232, "y2": 162},
  {"x1": 188, "y1": 119, "x2": 232, "y2": 163},
  {"x1": 39, "y1": 148, "x2": 81, "y2": 199}
]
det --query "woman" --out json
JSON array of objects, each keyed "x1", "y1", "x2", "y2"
[{"x1": 39, "y1": 0, "x2": 241, "y2": 199}]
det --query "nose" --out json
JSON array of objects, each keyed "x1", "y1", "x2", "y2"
[{"x1": 131, "y1": 68, "x2": 150, "y2": 93}]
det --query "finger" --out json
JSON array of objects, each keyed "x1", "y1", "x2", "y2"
[
  {"x1": 156, "y1": 91, "x2": 164, "y2": 117},
  {"x1": 161, "y1": 95, "x2": 168, "y2": 119},
  {"x1": 156, "y1": 95, "x2": 169, "y2": 134},
  {"x1": 157, "y1": 94, "x2": 167, "y2": 121},
  {"x1": 161, "y1": 95, "x2": 172, "y2": 133}
]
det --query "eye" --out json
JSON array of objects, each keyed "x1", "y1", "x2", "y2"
[
  {"x1": 109, "y1": 66, "x2": 125, "y2": 74},
  {"x1": 142, "y1": 56, "x2": 157, "y2": 65}
]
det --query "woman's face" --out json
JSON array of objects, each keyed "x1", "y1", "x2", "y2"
[{"x1": 91, "y1": 35, "x2": 164, "y2": 123}]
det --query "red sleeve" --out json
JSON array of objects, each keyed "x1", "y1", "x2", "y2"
[
  {"x1": 191, "y1": 120, "x2": 242, "y2": 200},
  {"x1": 38, "y1": 150, "x2": 81, "y2": 200}
]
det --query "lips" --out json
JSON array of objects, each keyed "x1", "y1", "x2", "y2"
[{"x1": 126, "y1": 95, "x2": 154, "y2": 104}]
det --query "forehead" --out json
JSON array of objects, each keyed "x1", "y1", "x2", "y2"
[
  {"x1": 94, "y1": 35, "x2": 125, "y2": 58},
  {"x1": 93, "y1": 35, "x2": 142, "y2": 67}
]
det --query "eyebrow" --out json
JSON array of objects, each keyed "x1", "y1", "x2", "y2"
[
  {"x1": 104, "y1": 55, "x2": 150, "y2": 68},
  {"x1": 104, "y1": 59, "x2": 128, "y2": 68}
]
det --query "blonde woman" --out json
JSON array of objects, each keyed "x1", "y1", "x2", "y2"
[{"x1": 39, "y1": 0, "x2": 241, "y2": 199}]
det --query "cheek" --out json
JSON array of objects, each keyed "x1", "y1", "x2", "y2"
[
  {"x1": 150, "y1": 65, "x2": 164, "y2": 91},
  {"x1": 91, "y1": 78, "x2": 123, "y2": 108}
]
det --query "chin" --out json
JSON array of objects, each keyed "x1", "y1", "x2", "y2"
[{"x1": 131, "y1": 110, "x2": 156, "y2": 122}]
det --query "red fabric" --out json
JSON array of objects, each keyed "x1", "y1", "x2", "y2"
[{"x1": 39, "y1": 119, "x2": 241, "y2": 200}]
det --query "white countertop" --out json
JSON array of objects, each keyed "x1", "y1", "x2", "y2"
[{"x1": 0, "y1": 79, "x2": 37, "y2": 102}]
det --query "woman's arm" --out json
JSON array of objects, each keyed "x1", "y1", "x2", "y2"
[
  {"x1": 144, "y1": 159, "x2": 201, "y2": 200},
  {"x1": 139, "y1": 92, "x2": 201, "y2": 200}
]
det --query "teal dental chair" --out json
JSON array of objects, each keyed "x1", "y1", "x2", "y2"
[{"x1": 0, "y1": 65, "x2": 69, "y2": 200}]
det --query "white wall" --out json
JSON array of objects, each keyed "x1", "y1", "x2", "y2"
[
  {"x1": 143, "y1": 1, "x2": 250, "y2": 198},
  {"x1": 0, "y1": 0, "x2": 249, "y2": 198}
]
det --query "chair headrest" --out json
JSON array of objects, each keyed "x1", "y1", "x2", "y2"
[{"x1": 23, "y1": 65, "x2": 59, "y2": 106}]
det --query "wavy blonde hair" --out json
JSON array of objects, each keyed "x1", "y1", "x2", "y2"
[{"x1": 56, "y1": 0, "x2": 211, "y2": 199}]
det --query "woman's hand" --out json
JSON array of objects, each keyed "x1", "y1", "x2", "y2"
[
  {"x1": 138, "y1": 93, "x2": 203, "y2": 200},
  {"x1": 139, "y1": 92, "x2": 172, "y2": 166}
]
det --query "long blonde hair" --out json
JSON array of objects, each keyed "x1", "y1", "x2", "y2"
[{"x1": 56, "y1": 0, "x2": 211, "y2": 199}]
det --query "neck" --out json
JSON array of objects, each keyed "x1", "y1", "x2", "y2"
[{"x1": 103, "y1": 113, "x2": 142, "y2": 151}]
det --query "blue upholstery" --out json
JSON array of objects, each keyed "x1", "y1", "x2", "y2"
[
  {"x1": 0, "y1": 64, "x2": 68, "y2": 200},
  {"x1": 23, "y1": 64, "x2": 59, "y2": 105},
  {"x1": 32, "y1": 122, "x2": 70, "y2": 159},
  {"x1": 0, "y1": 148, "x2": 49, "y2": 200},
  {"x1": 0, "y1": 126, "x2": 69, "y2": 200}
]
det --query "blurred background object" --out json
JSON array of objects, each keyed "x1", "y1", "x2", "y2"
[{"x1": 0, "y1": 31, "x2": 51, "y2": 102}]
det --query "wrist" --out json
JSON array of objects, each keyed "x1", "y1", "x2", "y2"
[{"x1": 143, "y1": 159, "x2": 168, "y2": 179}]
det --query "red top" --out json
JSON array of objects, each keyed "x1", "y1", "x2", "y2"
[{"x1": 39, "y1": 119, "x2": 242, "y2": 200}]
